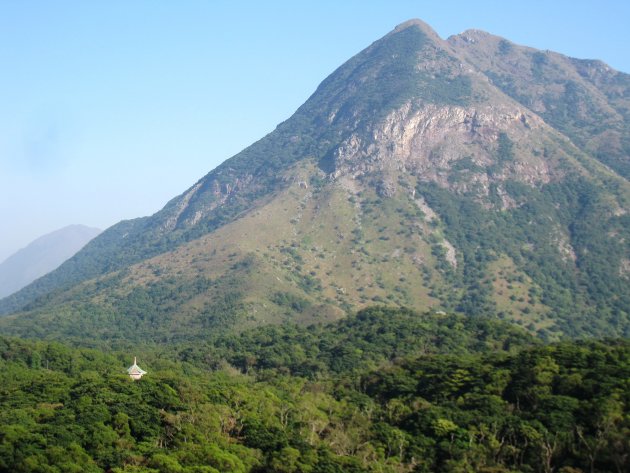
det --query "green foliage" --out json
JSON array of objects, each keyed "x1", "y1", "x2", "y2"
[
  {"x1": 497, "y1": 132, "x2": 515, "y2": 162},
  {"x1": 271, "y1": 292, "x2": 312, "y2": 312},
  {"x1": 450, "y1": 156, "x2": 484, "y2": 173},
  {"x1": 0, "y1": 318, "x2": 628, "y2": 473},
  {"x1": 418, "y1": 175, "x2": 630, "y2": 337},
  {"x1": 362, "y1": 340, "x2": 630, "y2": 472},
  {"x1": 0, "y1": 270, "x2": 249, "y2": 344},
  {"x1": 498, "y1": 39, "x2": 513, "y2": 55},
  {"x1": 310, "y1": 24, "x2": 471, "y2": 129}
]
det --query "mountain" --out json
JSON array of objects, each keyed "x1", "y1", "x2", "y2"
[
  {"x1": 0, "y1": 19, "x2": 629, "y2": 343},
  {"x1": 0, "y1": 225, "x2": 101, "y2": 299}
]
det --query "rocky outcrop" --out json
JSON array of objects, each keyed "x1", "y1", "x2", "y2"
[
  {"x1": 163, "y1": 183, "x2": 203, "y2": 231},
  {"x1": 162, "y1": 173, "x2": 255, "y2": 231},
  {"x1": 329, "y1": 102, "x2": 551, "y2": 200}
]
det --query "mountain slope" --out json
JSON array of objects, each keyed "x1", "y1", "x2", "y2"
[
  {"x1": 0, "y1": 225, "x2": 101, "y2": 299},
  {"x1": 0, "y1": 19, "x2": 467, "y2": 315},
  {"x1": 0, "y1": 19, "x2": 629, "y2": 341},
  {"x1": 448, "y1": 29, "x2": 630, "y2": 178}
]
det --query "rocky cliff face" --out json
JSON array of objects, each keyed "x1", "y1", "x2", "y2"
[{"x1": 329, "y1": 102, "x2": 552, "y2": 190}]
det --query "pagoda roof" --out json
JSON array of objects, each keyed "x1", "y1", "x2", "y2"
[{"x1": 127, "y1": 357, "x2": 147, "y2": 375}]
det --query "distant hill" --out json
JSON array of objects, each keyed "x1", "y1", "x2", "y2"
[
  {"x1": 0, "y1": 19, "x2": 629, "y2": 342},
  {"x1": 0, "y1": 225, "x2": 101, "y2": 299}
]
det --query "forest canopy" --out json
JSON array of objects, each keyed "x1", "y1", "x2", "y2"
[{"x1": 0, "y1": 307, "x2": 628, "y2": 473}]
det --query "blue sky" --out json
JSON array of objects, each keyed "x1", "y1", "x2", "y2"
[{"x1": 1, "y1": 0, "x2": 629, "y2": 261}]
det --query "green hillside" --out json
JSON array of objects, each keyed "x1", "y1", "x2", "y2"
[{"x1": 0, "y1": 307, "x2": 628, "y2": 473}]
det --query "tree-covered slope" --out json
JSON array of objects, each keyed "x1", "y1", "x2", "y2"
[{"x1": 0, "y1": 307, "x2": 628, "y2": 473}]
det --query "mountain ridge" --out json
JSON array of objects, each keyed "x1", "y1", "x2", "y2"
[
  {"x1": 448, "y1": 28, "x2": 630, "y2": 178},
  {"x1": 0, "y1": 225, "x2": 101, "y2": 300}
]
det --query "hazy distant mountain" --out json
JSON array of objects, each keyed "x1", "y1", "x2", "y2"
[
  {"x1": 0, "y1": 225, "x2": 101, "y2": 299},
  {"x1": 0, "y1": 19, "x2": 629, "y2": 342}
]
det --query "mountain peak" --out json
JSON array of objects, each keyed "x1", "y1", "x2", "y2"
[
  {"x1": 391, "y1": 18, "x2": 444, "y2": 44},
  {"x1": 394, "y1": 18, "x2": 428, "y2": 29}
]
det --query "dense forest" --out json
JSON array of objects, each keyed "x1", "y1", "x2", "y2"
[{"x1": 1, "y1": 307, "x2": 628, "y2": 473}]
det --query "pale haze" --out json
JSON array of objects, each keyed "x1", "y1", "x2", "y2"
[{"x1": 1, "y1": 0, "x2": 628, "y2": 262}]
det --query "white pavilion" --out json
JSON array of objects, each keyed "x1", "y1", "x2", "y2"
[{"x1": 127, "y1": 357, "x2": 147, "y2": 380}]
